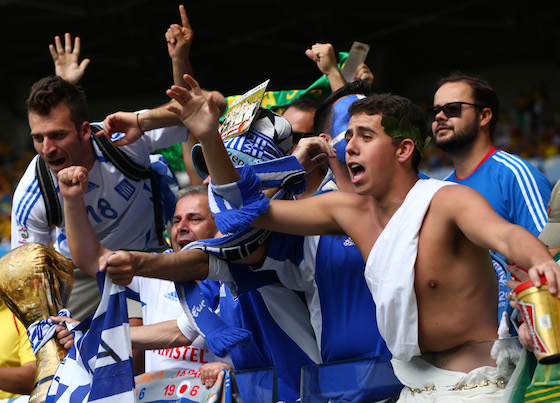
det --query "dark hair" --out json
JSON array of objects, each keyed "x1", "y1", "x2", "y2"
[
  {"x1": 284, "y1": 97, "x2": 321, "y2": 113},
  {"x1": 313, "y1": 79, "x2": 372, "y2": 135},
  {"x1": 26, "y1": 76, "x2": 88, "y2": 131},
  {"x1": 348, "y1": 93, "x2": 428, "y2": 172},
  {"x1": 177, "y1": 185, "x2": 208, "y2": 201},
  {"x1": 436, "y1": 73, "x2": 500, "y2": 137}
]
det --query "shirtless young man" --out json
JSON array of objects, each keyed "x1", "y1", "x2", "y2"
[{"x1": 164, "y1": 75, "x2": 560, "y2": 401}]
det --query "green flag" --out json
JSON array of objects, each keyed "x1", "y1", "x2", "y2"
[{"x1": 222, "y1": 51, "x2": 349, "y2": 116}]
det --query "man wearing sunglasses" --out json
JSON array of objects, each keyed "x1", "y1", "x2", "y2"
[
  {"x1": 430, "y1": 74, "x2": 553, "y2": 341},
  {"x1": 430, "y1": 74, "x2": 551, "y2": 239}
]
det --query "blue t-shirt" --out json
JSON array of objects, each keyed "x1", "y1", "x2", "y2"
[
  {"x1": 219, "y1": 281, "x2": 315, "y2": 403},
  {"x1": 444, "y1": 148, "x2": 551, "y2": 237}
]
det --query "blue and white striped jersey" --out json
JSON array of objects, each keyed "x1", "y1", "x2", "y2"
[
  {"x1": 11, "y1": 124, "x2": 187, "y2": 258},
  {"x1": 444, "y1": 147, "x2": 551, "y2": 236}
]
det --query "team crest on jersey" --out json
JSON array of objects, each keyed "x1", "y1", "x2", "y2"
[
  {"x1": 87, "y1": 181, "x2": 100, "y2": 193},
  {"x1": 163, "y1": 291, "x2": 179, "y2": 302},
  {"x1": 114, "y1": 179, "x2": 136, "y2": 201},
  {"x1": 18, "y1": 227, "x2": 29, "y2": 239},
  {"x1": 343, "y1": 237, "x2": 355, "y2": 247}
]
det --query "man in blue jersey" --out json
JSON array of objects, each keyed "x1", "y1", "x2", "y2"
[
  {"x1": 430, "y1": 74, "x2": 553, "y2": 322},
  {"x1": 431, "y1": 74, "x2": 552, "y2": 237}
]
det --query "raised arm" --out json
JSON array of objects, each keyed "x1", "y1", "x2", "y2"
[
  {"x1": 166, "y1": 74, "x2": 238, "y2": 185},
  {"x1": 353, "y1": 62, "x2": 374, "y2": 87},
  {"x1": 58, "y1": 166, "x2": 110, "y2": 276},
  {"x1": 50, "y1": 33, "x2": 90, "y2": 85},
  {"x1": 96, "y1": 103, "x2": 184, "y2": 146},
  {"x1": 166, "y1": 4, "x2": 194, "y2": 87},
  {"x1": 305, "y1": 43, "x2": 346, "y2": 92}
]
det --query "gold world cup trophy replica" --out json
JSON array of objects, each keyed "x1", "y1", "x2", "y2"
[{"x1": 0, "y1": 243, "x2": 74, "y2": 403}]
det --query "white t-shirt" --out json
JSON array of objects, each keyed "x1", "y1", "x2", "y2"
[{"x1": 127, "y1": 276, "x2": 226, "y2": 372}]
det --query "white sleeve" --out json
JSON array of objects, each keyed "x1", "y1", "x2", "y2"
[
  {"x1": 143, "y1": 125, "x2": 189, "y2": 152},
  {"x1": 176, "y1": 313, "x2": 200, "y2": 342},
  {"x1": 133, "y1": 108, "x2": 189, "y2": 151}
]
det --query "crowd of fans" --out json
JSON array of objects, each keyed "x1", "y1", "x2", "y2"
[
  {"x1": 1, "y1": 83, "x2": 558, "y2": 253},
  {"x1": 1, "y1": 4, "x2": 560, "y2": 403}
]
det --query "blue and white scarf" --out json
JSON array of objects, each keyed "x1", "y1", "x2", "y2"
[
  {"x1": 175, "y1": 156, "x2": 306, "y2": 358},
  {"x1": 208, "y1": 156, "x2": 306, "y2": 235},
  {"x1": 45, "y1": 271, "x2": 135, "y2": 403}
]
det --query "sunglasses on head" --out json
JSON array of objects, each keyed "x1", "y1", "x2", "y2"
[{"x1": 428, "y1": 102, "x2": 485, "y2": 120}]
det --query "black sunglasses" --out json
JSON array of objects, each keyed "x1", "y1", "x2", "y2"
[
  {"x1": 428, "y1": 102, "x2": 485, "y2": 120},
  {"x1": 292, "y1": 131, "x2": 315, "y2": 142}
]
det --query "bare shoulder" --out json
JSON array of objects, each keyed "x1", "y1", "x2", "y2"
[
  {"x1": 432, "y1": 183, "x2": 489, "y2": 207},
  {"x1": 430, "y1": 183, "x2": 497, "y2": 226}
]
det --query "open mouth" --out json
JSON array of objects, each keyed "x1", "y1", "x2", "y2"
[
  {"x1": 178, "y1": 239, "x2": 193, "y2": 249},
  {"x1": 348, "y1": 163, "x2": 365, "y2": 182},
  {"x1": 48, "y1": 157, "x2": 66, "y2": 168}
]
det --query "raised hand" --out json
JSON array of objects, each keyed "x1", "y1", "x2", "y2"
[
  {"x1": 305, "y1": 43, "x2": 345, "y2": 91},
  {"x1": 49, "y1": 33, "x2": 90, "y2": 85},
  {"x1": 291, "y1": 136, "x2": 336, "y2": 174},
  {"x1": 353, "y1": 62, "x2": 374, "y2": 86},
  {"x1": 166, "y1": 74, "x2": 221, "y2": 142},
  {"x1": 166, "y1": 5, "x2": 193, "y2": 62},
  {"x1": 305, "y1": 43, "x2": 339, "y2": 76}
]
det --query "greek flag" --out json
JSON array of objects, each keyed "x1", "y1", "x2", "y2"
[{"x1": 45, "y1": 271, "x2": 135, "y2": 403}]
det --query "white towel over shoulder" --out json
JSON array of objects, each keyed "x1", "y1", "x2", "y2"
[{"x1": 365, "y1": 178, "x2": 455, "y2": 361}]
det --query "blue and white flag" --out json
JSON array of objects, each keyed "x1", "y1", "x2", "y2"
[
  {"x1": 45, "y1": 271, "x2": 135, "y2": 403},
  {"x1": 28, "y1": 308, "x2": 73, "y2": 355}
]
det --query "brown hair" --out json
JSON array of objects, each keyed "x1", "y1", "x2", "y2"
[{"x1": 26, "y1": 76, "x2": 88, "y2": 131}]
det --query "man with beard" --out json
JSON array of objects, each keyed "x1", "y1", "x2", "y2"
[
  {"x1": 430, "y1": 74, "x2": 553, "y2": 324},
  {"x1": 431, "y1": 74, "x2": 552, "y2": 238}
]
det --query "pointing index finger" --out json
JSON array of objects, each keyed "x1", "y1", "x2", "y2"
[{"x1": 179, "y1": 5, "x2": 191, "y2": 29}]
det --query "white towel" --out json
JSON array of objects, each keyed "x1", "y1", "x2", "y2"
[{"x1": 365, "y1": 178, "x2": 455, "y2": 361}]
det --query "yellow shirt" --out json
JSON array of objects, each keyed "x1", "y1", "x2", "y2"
[{"x1": 0, "y1": 302, "x2": 36, "y2": 399}]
